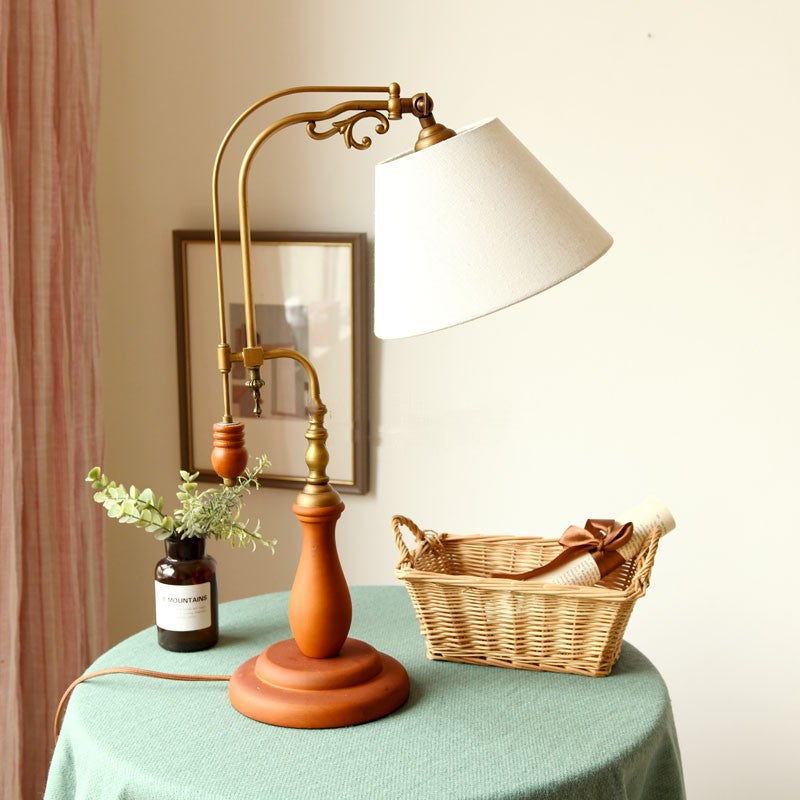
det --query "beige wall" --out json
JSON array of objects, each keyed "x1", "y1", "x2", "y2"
[{"x1": 97, "y1": 1, "x2": 799, "y2": 797}]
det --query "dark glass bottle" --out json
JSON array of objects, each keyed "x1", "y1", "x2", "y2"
[{"x1": 154, "y1": 535, "x2": 218, "y2": 652}]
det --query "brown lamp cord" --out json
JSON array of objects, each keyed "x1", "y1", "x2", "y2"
[{"x1": 53, "y1": 667, "x2": 231, "y2": 741}]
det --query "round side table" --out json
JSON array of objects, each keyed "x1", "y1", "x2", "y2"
[{"x1": 46, "y1": 586, "x2": 684, "y2": 800}]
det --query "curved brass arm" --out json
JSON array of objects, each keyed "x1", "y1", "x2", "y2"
[
  {"x1": 237, "y1": 99, "x2": 395, "y2": 351},
  {"x1": 259, "y1": 348, "x2": 320, "y2": 407},
  {"x1": 261, "y1": 349, "x2": 338, "y2": 507},
  {"x1": 211, "y1": 83, "x2": 454, "y2": 498},
  {"x1": 212, "y1": 83, "x2": 453, "y2": 415},
  {"x1": 226, "y1": 344, "x2": 337, "y2": 506},
  {"x1": 211, "y1": 86, "x2": 393, "y2": 422}
]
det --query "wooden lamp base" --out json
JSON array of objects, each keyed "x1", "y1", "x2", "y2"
[
  {"x1": 228, "y1": 637, "x2": 409, "y2": 728},
  {"x1": 228, "y1": 500, "x2": 409, "y2": 728}
]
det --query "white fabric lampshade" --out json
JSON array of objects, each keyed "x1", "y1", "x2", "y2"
[{"x1": 374, "y1": 117, "x2": 613, "y2": 339}]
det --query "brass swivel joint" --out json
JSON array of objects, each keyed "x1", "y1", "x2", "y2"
[{"x1": 409, "y1": 92, "x2": 456, "y2": 151}]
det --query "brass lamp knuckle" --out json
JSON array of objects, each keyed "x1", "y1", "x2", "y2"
[
  {"x1": 407, "y1": 92, "x2": 456, "y2": 151},
  {"x1": 242, "y1": 346, "x2": 264, "y2": 368},
  {"x1": 411, "y1": 92, "x2": 434, "y2": 118}
]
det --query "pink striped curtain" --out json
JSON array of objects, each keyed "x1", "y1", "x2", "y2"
[{"x1": 1, "y1": 1, "x2": 106, "y2": 798}]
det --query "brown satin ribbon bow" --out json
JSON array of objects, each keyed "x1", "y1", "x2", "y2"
[{"x1": 492, "y1": 518, "x2": 634, "y2": 581}]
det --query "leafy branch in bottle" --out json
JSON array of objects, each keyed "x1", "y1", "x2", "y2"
[{"x1": 86, "y1": 454, "x2": 275, "y2": 552}]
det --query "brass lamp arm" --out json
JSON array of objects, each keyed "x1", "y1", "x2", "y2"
[
  {"x1": 211, "y1": 86, "x2": 396, "y2": 422},
  {"x1": 229, "y1": 346, "x2": 321, "y2": 406},
  {"x1": 211, "y1": 86, "x2": 391, "y2": 349},
  {"x1": 221, "y1": 342, "x2": 335, "y2": 506},
  {"x1": 236, "y1": 97, "x2": 398, "y2": 354},
  {"x1": 213, "y1": 83, "x2": 450, "y2": 360},
  {"x1": 261, "y1": 348, "x2": 334, "y2": 506},
  {"x1": 212, "y1": 87, "x2": 387, "y2": 421},
  {"x1": 210, "y1": 84, "x2": 454, "y2": 501}
]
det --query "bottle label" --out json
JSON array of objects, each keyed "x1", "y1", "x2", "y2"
[{"x1": 154, "y1": 581, "x2": 212, "y2": 632}]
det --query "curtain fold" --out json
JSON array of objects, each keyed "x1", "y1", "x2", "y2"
[{"x1": 0, "y1": 1, "x2": 105, "y2": 797}]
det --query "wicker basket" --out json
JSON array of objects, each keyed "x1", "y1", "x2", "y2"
[{"x1": 393, "y1": 515, "x2": 663, "y2": 677}]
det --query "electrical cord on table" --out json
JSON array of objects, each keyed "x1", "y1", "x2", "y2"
[{"x1": 54, "y1": 668, "x2": 231, "y2": 740}]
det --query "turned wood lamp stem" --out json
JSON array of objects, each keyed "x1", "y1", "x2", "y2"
[{"x1": 289, "y1": 503, "x2": 349, "y2": 657}]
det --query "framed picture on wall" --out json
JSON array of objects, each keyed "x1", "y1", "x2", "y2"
[{"x1": 173, "y1": 230, "x2": 369, "y2": 494}]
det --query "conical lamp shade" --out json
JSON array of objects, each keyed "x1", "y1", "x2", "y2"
[{"x1": 374, "y1": 118, "x2": 612, "y2": 339}]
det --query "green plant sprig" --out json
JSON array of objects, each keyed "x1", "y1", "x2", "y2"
[{"x1": 86, "y1": 455, "x2": 276, "y2": 552}]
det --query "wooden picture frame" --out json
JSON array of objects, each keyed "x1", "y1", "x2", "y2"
[{"x1": 173, "y1": 230, "x2": 369, "y2": 493}]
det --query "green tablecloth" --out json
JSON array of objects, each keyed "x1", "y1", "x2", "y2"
[{"x1": 45, "y1": 586, "x2": 684, "y2": 800}]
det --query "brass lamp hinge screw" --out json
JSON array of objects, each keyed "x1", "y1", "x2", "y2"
[{"x1": 411, "y1": 92, "x2": 434, "y2": 118}]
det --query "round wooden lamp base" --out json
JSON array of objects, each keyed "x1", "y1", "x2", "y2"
[{"x1": 228, "y1": 637, "x2": 410, "y2": 728}]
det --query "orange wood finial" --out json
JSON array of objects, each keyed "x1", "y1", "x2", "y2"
[{"x1": 210, "y1": 422, "x2": 248, "y2": 482}]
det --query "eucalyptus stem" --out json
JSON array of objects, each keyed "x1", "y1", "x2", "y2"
[{"x1": 86, "y1": 455, "x2": 275, "y2": 552}]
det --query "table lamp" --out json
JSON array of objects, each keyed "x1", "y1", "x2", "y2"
[{"x1": 208, "y1": 84, "x2": 612, "y2": 728}]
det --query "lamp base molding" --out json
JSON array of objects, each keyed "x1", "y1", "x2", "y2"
[{"x1": 228, "y1": 637, "x2": 409, "y2": 728}]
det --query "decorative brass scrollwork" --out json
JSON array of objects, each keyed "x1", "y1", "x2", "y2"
[{"x1": 306, "y1": 110, "x2": 390, "y2": 151}]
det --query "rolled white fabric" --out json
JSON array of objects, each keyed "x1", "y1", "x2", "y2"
[
  {"x1": 526, "y1": 497, "x2": 676, "y2": 585},
  {"x1": 616, "y1": 497, "x2": 676, "y2": 561}
]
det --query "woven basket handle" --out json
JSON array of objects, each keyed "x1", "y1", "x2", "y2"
[{"x1": 392, "y1": 515, "x2": 430, "y2": 569}]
